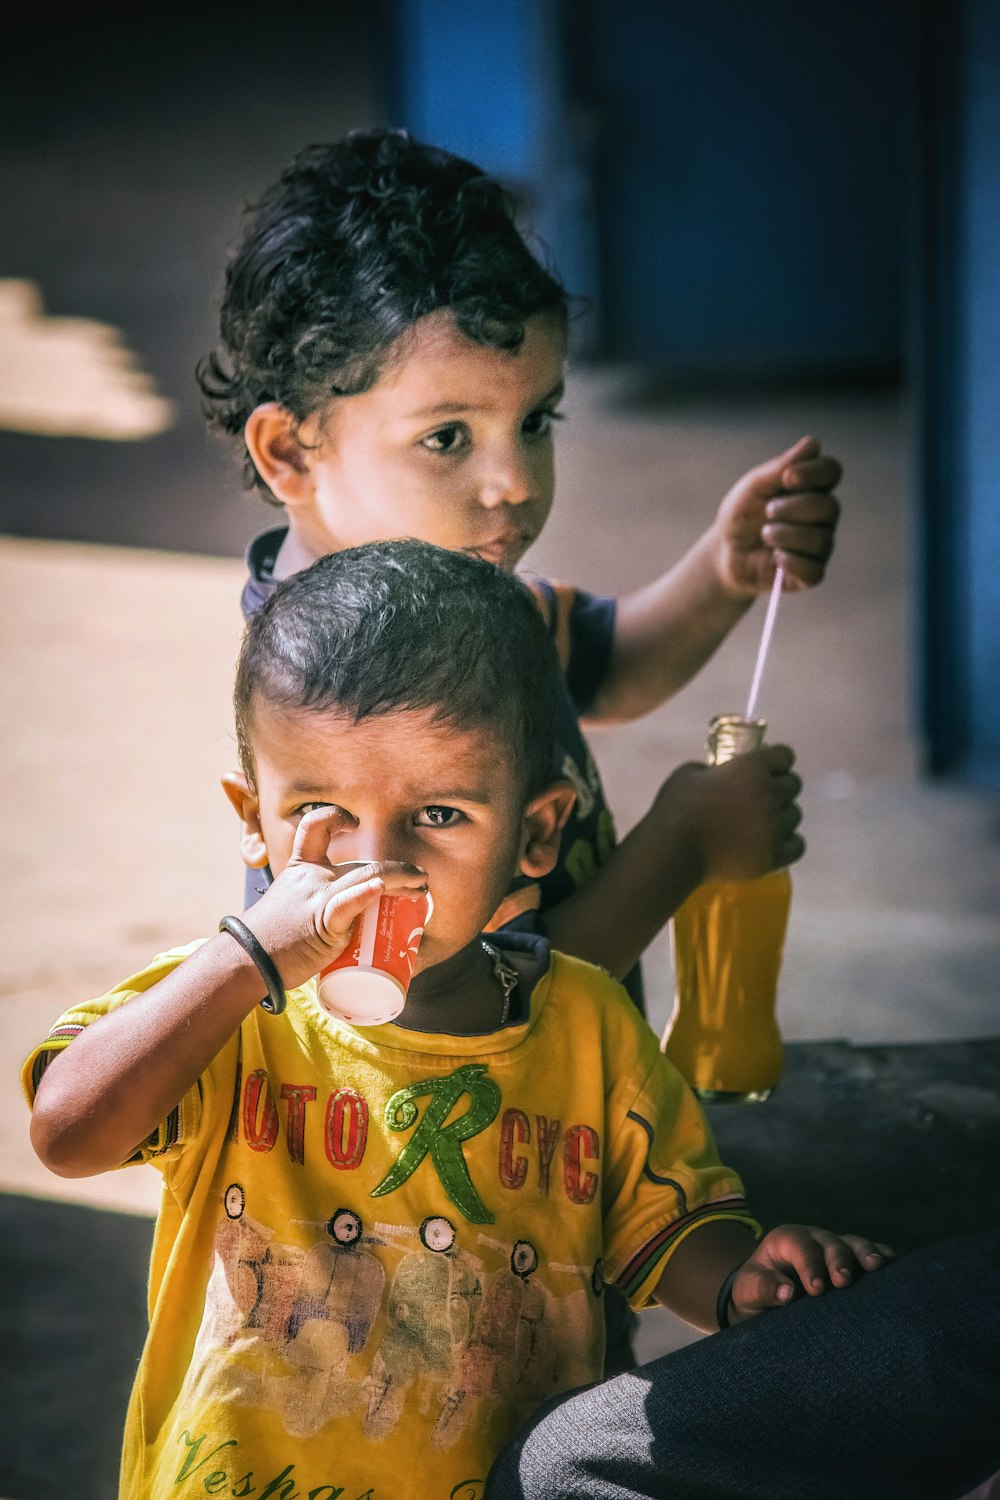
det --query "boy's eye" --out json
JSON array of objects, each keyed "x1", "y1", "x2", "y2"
[
  {"x1": 295, "y1": 800, "x2": 335, "y2": 816},
  {"x1": 522, "y1": 407, "x2": 563, "y2": 439},
  {"x1": 420, "y1": 424, "x2": 468, "y2": 455},
  {"x1": 415, "y1": 805, "x2": 464, "y2": 828}
]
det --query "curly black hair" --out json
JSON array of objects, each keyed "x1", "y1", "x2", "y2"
[
  {"x1": 235, "y1": 539, "x2": 561, "y2": 796},
  {"x1": 198, "y1": 128, "x2": 569, "y2": 500}
]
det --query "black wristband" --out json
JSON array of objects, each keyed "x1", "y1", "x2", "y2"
[
  {"x1": 716, "y1": 1266, "x2": 740, "y2": 1330},
  {"x1": 219, "y1": 916, "x2": 287, "y2": 1015}
]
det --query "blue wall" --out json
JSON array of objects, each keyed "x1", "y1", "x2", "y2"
[
  {"x1": 390, "y1": 0, "x2": 547, "y2": 182},
  {"x1": 386, "y1": 0, "x2": 600, "y2": 336},
  {"x1": 390, "y1": 0, "x2": 906, "y2": 374},
  {"x1": 921, "y1": 0, "x2": 1000, "y2": 782},
  {"x1": 573, "y1": 0, "x2": 906, "y2": 370}
]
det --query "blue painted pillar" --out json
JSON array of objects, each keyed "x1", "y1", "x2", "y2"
[
  {"x1": 385, "y1": 0, "x2": 600, "y2": 344},
  {"x1": 919, "y1": 0, "x2": 1000, "y2": 783}
]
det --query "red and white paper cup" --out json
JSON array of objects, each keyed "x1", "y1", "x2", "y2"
[{"x1": 317, "y1": 889, "x2": 432, "y2": 1025}]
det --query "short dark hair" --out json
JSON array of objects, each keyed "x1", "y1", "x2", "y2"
[
  {"x1": 198, "y1": 128, "x2": 569, "y2": 499},
  {"x1": 235, "y1": 541, "x2": 561, "y2": 797}
]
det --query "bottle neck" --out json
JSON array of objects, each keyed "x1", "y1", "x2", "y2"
[{"x1": 707, "y1": 714, "x2": 767, "y2": 765}]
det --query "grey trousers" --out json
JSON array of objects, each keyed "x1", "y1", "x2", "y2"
[{"x1": 485, "y1": 1230, "x2": 1000, "y2": 1500}]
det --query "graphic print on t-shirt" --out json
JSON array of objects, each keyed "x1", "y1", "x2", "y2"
[{"x1": 183, "y1": 1179, "x2": 601, "y2": 1448}]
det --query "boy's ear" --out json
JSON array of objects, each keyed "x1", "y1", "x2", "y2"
[
  {"x1": 244, "y1": 403, "x2": 316, "y2": 508},
  {"x1": 518, "y1": 780, "x2": 577, "y2": 879},
  {"x1": 221, "y1": 772, "x2": 270, "y2": 869}
]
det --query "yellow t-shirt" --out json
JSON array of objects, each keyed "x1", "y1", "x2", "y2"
[{"x1": 23, "y1": 941, "x2": 755, "y2": 1500}]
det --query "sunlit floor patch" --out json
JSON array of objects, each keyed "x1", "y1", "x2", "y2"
[{"x1": 0, "y1": 278, "x2": 174, "y2": 439}]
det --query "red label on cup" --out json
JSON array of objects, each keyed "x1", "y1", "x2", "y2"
[{"x1": 317, "y1": 890, "x2": 431, "y2": 1025}]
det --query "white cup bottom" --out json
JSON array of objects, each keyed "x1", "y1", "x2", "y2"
[{"x1": 317, "y1": 966, "x2": 407, "y2": 1026}]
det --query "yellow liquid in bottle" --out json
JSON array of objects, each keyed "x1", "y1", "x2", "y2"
[{"x1": 665, "y1": 867, "x2": 791, "y2": 1102}]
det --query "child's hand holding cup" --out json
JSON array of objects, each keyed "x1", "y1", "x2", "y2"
[{"x1": 317, "y1": 879, "x2": 433, "y2": 1026}]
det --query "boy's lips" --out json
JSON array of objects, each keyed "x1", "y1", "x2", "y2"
[{"x1": 470, "y1": 533, "x2": 531, "y2": 565}]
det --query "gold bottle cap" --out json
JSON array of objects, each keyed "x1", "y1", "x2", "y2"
[{"x1": 707, "y1": 714, "x2": 767, "y2": 765}]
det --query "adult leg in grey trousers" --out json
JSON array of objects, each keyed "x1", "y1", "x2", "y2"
[{"x1": 484, "y1": 1230, "x2": 1000, "y2": 1500}]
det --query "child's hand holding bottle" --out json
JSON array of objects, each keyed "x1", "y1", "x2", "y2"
[{"x1": 655, "y1": 744, "x2": 804, "y2": 888}]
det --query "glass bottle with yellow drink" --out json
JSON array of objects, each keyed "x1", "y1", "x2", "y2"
[{"x1": 663, "y1": 714, "x2": 791, "y2": 1103}]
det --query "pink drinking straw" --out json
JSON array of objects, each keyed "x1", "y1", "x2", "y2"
[{"x1": 745, "y1": 566, "x2": 785, "y2": 722}]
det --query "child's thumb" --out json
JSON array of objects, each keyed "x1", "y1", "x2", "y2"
[
  {"x1": 732, "y1": 1263, "x2": 799, "y2": 1317},
  {"x1": 754, "y1": 435, "x2": 820, "y2": 494}
]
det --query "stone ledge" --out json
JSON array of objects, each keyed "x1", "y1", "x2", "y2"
[{"x1": 706, "y1": 1037, "x2": 1000, "y2": 1253}]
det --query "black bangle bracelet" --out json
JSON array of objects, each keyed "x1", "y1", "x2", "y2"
[
  {"x1": 219, "y1": 916, "x2": 287, "y2": 1015},
  {"x1": 716, "y1": 1266, "x2": 740, "y2": 1330}
]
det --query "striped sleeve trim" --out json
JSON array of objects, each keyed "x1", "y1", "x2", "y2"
[
  {"x1": 28, "y1": 1026, "x2": 85, "y2": 1096},
  {"x1": 125, "y1": 1103, "x2": 183, "y2": 1163},
  {"x1": 615, "y1": 1196, "x2": 753, "y2": 1300},
  {"x1": 525, "y1": 579, "x2": 574, "y2": 673}
]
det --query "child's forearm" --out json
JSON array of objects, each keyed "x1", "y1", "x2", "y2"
[
  {"x1": 543, "y1": 746, "x2": 801, "y2": 980},
  {"x1": 589, "y1": 529, "x2": 752, "y2": 725},
  {"x1": 652, "y1": 1218, "x2": 757, "y2": 1332},
  {"x1": 542, "y1": 787, "x2": 705, "y2": 981},
  {"x1": 30, "y1": 935, "x2": 265, "y2": 1178}
]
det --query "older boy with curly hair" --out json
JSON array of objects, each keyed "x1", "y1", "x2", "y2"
[{"x1": 198, "y1": 129, "x2": 833, "y2": 1013}]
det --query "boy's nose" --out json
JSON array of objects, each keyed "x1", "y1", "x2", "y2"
[
  {"x1": 478, "y1": 448, "x2": 535, "y2": 508},
  {"x1": 327, "y1": 826, "x2": 399, "y2": 871},
  {"x1": 344, "y1": 839, "x2": 396, "y2": 871}
]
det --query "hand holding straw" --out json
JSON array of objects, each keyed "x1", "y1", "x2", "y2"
[{"x1": 745, "y1": 567, "x2": 785, "y2": 721}]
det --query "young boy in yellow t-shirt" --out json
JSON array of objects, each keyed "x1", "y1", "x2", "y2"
[{"x1": 25, "y1": 542, "x2": 888, "y2": 1500}]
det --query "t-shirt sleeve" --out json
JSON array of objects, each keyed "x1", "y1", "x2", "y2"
[
  {"x1": 599, "y1": 987, "x2": 760, "y2": 1309},
  {"x1": 21, "y1": 943, "x2": 210, "y2": 1169},
  {"x1": 528, "y1": 578, "x2": 616, "y2": 716}
]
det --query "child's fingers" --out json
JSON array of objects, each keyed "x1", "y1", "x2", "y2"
[
  {"x1": 326, "y1": 859, "x2": 428, "y2": 898},
  {"x1": 769, "y1": 549, "x2": 830, "y2": 591},
  {"x1": 779, "y1": 832, "x2": 806, "y2": 866},
  {"x1": 320, "y1": 873, "x2": 385, "y2": 937},
  {"x1": 771, "y1": 1227, "x2": 888, "y2": 1295},
  {"x1": 290, "y1": 806, "x2": 351, "y2": 866},
  {"x1": 758, "y1": 1225, "x2": 836, "y2": 1296},
  {"x1": 814, "y1": 1232, "x2": 870, "y2": 1288},
  {"x1": 740, "y1": 437, "x2": 821, "y2": 500},
  {"x1": 766, "y1": 491, "x2": 841, "y2": 526},
  {"x1": 318, "y1": 861, "x2": 427, "y2": 938},
  {"x1": 759, "y1": 744, "x2": 797, "y2": 777},
  {"x1": 735, "y1": 1227, "x2": 892, "y2": 1318},
  {"x1": 838, "y1": 1234, "x2": 897, "y2": 1272},
  {"x1": 731, "y1": 1261, "x2": 801, "y2": 1316},
  {"x1": 777, "y1": 457, "x2": 843, "y2": 493},
  {"x1": 761, "y1": 521, "x2": 837, "y2": 564},
  {"x1": 326, "y1": 864, "x2": 425, "y2": 882},
  {"x1": 771, "y1": 768, "x2": 803, "y2": 801},
  {"x1": 779, "y1": 803, "x2": 803, "y2": 836}
]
